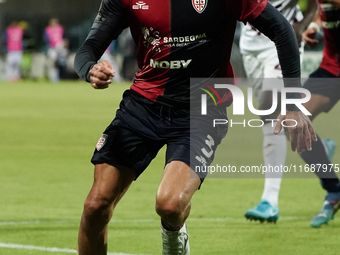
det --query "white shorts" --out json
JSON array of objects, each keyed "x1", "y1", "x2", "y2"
[
  {"x1": 242, "y1": 45, "x2": 304, "y2": 101},
  {"x1": 6, "y1": 51, "x2": 23, "y2": 66},
  {"x1": 47, "y1": 48, "x2": 58, "y2": 61}
]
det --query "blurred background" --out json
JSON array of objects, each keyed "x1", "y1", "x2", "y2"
[
  {"x1": 0, "y1": 0, "x2": 324, "y2": 82},
  {"x1": 0, "y1": 0, "x2": 138, "y2": 82},
  {"x1": 0, "y1": 1, "x2": 338, "y2": 255}
]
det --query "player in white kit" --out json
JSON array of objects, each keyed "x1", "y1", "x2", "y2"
[{"x1": 239, "y1": 0, "x2": 318, "y2": 222}]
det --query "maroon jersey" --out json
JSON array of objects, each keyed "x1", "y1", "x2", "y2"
[
  {"x1": 92, "y1": 0, "x2": 267, "y2": 105},
  {"x1": 318, "y1": 0, "x2": 340, "y2": 76}
]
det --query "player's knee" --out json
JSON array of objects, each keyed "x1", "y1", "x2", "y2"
[
  {"x1": 155, "y1": 193, "x2": 187, "y2": 220},
  {"x1": 83, "y1": 196, "x2": 112, "y2": 223}
]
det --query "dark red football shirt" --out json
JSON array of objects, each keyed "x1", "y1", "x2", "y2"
[
  {"x1": 92, "y1": 0, "x2": 267, "y2": 105},
  {"x1": 318, "y1": 0, "x2": 340, "y2": 76}
]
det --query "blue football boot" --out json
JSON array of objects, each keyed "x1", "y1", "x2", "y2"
[
  {"x1": 245, "y1": 200, "x2": 279, "y2": 223},
  {"x1": 310, "y1": 192, "x2": 340, "y2": 228}
]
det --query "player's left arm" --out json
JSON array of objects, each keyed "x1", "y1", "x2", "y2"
[
  {"x1": 293, "y1": 0, "x2": 318, "y2": 44},
  {"x1": 249, "y1": 2, "x2": 317, "y2": 154},
  {"x1": 323, "y1": 0, "x2": 340, "y2": 8}
]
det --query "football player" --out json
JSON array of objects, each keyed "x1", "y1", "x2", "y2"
[
  {"x1": 74, "y1": 0, "x2": 316, "y2": 253},
  {"x1": 300, "y1": 0, "x2": 340, "y2": 227}
]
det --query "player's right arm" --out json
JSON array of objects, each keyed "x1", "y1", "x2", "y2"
[{"x1": 74, "y1": 0, "x2": 128, "y2": 89}]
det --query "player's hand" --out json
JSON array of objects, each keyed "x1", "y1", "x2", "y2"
[
  {"x1": 274, "y1": 111, "x2": 317, "y2": 154},
  {"x1": 89, "y1": 60, "x2": 115, "y2": 89},
  {"x1": 302, "y1": 28, "x2": 319, "y2": 49}
]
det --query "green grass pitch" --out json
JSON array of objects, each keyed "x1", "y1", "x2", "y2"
[{"x1": 0, "y1": 80, "x2": 339, "y2": 255}]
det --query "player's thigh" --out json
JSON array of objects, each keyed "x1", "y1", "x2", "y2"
[
  {"x1": 168, "y1": 107, "x2": 228, "y2": 183},
  {"x1": 157, "y1": 161, "x2": 201, "y2": 208},
  {"x1": 92, "y1": 125, "x2": 163, "y2": 179},
  {"x1": 242, "y1": 52, "x2": 264, "y2": 101},
  {"x1": 303, "y1": 94, "x2": 332, "y2": 120},
  {"x1": 242, "y1": 52, "x2": 262, "y2": 78},
  {"x1": 258, "y1": 61, "x2": 283, "y2": 120},
  {"x1": 261, "y1": 48, "x2": 284, "y2": 93},
  {"x1": 6, "y1": 52, "x2": 16, "y2": 64},
  {"x1": 302, "y1": 68, "x2": 340, "y2": 118},
  {"x1": 15, "y1": 52, "x2": 23, "y2": 65},
  {"x1": 156, "y1": 120, "x2": 227, "y2": 205},
  {"x1": 258, "y1": 90, "x2": 282, "y2": 121},
  {"x1": 258, "y1": 48, "x2": 284, "y2": 119},
  {"x1": 48, "y1": 48, "x2": 58, "y2": 60},
  {"x1": 91, "y1": 90, "x2": 166, "y2": 178},
  {"x1": 7, "y1": 52, "x2": 22, "y2": 65},
  {"x1": 86, "y1": 163, "x2": 136, "y2": 208}
]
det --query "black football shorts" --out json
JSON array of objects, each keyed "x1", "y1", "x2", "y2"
[
  {"x1": 91, "y1": 89, "x2": 228, "y2": 183},
  {"x1": 303, "y1": 67, "x2": 340, "y2": 112}
]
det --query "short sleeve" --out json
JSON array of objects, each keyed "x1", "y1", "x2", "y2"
[{"x1": 227, "y1": 0, "x2": 267, "y2": 23}]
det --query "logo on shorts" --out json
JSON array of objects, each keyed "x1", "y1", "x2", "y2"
[
  {"x1": 96, "y1": 134, "x2": 108, "y2": 151},
  {"x1": 192, "y1": 0, "x2": 208, "y2": 14}
]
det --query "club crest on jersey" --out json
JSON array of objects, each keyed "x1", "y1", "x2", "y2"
[
  {"x1": 96, "y1": 134, "x2": 108, "y2": 151},
  {"x1": 192, "y1": 0, "x2": 208, "y2": 14}
]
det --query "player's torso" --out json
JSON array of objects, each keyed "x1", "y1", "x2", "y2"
[
  {"x1": 318, "y1": 0, "x2": 340, "y2": 75},
  {"x1": 6, "y1": 27, "x2": 23, "y2": 51},
  {"x1": 240, "y1": 0, "x2": 301, "y2": 52},
  {"x1": 319, "y1": 1, "x2": 340, "y2": 49},
  {"x1": 124, "y1": 0, "x2": 236, "y2": 102},
  {"x1": 46, "y1": 26, "x2": 63, "y2": 47}
]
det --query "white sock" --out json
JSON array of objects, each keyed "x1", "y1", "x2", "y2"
[{"x1": 260, "y1": 123, "x2": 287, "y2": 208}]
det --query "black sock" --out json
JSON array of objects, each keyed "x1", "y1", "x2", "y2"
[
  {"x1": 161, "y1": 219, "x2": 184, "y2": 231},
  {"x1": 300, "y1": 134, "x2": 340, "y2": 192}
]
